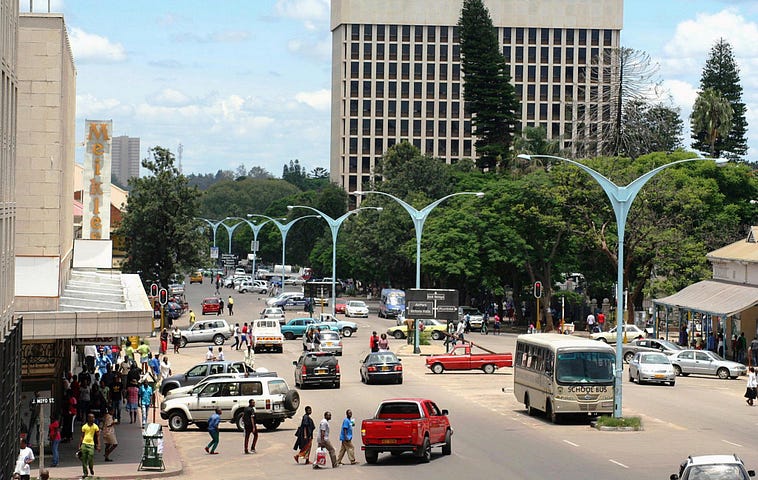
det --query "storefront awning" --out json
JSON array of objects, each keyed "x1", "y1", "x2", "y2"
[{"x1": 654, "y1": 280, "x2": 758, "y2": 317}]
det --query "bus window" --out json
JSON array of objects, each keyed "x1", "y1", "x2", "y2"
[{"x1": 556, "y1": 352, "x2": 614, "y2": 383}]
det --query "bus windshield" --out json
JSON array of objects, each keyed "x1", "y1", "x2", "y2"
[{"x1": 556, "y1": 351, "x2": 615, "y2": 384}]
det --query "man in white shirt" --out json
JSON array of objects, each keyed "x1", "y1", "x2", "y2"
[
  {"x1": 454, "y1": 319, "x2": 466, "y2": 345},
  {"x1": 205, "y1": 347, "x2": 215, "y2": 361},
  {"x1": 586, "y1": 313, "x2": 596, "y2": 332},
  {"x1": 314, "y1": 411, "x2": 337, "y2": 469},
  {"x1": 14, "y1": 438, "x2": 34, "y2": 480}
]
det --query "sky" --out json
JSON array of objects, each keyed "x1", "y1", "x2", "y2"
[{"x1": 22, "y1": 0, "x2": 758, "y2": 176}]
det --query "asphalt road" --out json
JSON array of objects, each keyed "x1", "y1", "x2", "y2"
[{"x1": 164, "y1": 279, "x2": 758, "y2": 479}]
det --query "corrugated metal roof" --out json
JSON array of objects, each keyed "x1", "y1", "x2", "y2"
[
  {"x1": 707, "y1": 227, "x2": 758, "y2": 262},
  {"x1": 654, "y1": 280, "x2": 758, "y2": 316}
]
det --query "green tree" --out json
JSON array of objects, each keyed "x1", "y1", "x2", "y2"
[
  {"x1": 620, "y1": 100, "x2": 683, "y2": 159},
  {"x1": 693, "y1": 39, "x2": 748, "y2": 159},
  {"x1": 117, "y1": 147, "x2": 205, "y2": 286},
  {"x1": 691, "y1": 88, "x2": 733, "y2": 158},
  {"x1": 458, "y1": 0, "x2": 520, "y2": 171}
]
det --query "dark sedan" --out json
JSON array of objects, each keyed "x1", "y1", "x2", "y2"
[
  {"x1": 622, "y1": 338, "x2": 683, "y2": 363},
  {"x1": 293, "y1": 351, "x2": 340, "y2": 389},
  {"x1": 360, "y1": 352, "x2": 403, "y2": 385}
]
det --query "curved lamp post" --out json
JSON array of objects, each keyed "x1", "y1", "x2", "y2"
[
  {"x1": 287, "y1": 205, "x2": 383, "y2": 316},
  {"x1": 246, "y1": 213, "x2": 320, "y2": 287},
  {"x1": 353, "y1": 190, "x2": 485, "y2": 353},
  {"x1": 518, "y1": 153, "x2": 727, "y2": 418},
  {"x1": 229, "y1": 215, "x2": 285, "y2": 279},
  {"x1": 197, "y1": 217, "x2": 232, "y2": 248}
]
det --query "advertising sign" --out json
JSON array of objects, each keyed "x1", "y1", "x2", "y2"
[{"x1": 82, "y1": 120, "x2": 112, "y2": 239}]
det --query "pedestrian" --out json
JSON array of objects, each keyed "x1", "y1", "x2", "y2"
[
  {"x1": 160, "y1": 356, "x2": 172, "y2": 383},
  {"x1": 102, "y1": 407, "x2": 118, "y2": 461},
  {"x1": 96, "y1": 351, "x2": 112, "y2": 378},
  {"x1": 336, "y1": 409, "x2": 356, "y2": 465},
  {"x1": 228, "y1": 295, "x2": 234, "y2": 315},
  {"x1": 14, "y1": 437, "x2": 34, "y2": 480},
  {"x1": 455, "y1": 319, "x2": 466, "y2": 344},
  {"x1": 149, "y1": 353, "x2": 161, "y2": 380},
  {"x1": 84, "y1": 345, "x2": 97, "y2": 373},
  {"x1": 138, "y1": 379, "x2": 153, "y2": 427},
  {"x1": 243, "y1": 399, "x2": 258, "y2": 454},
  {"x1": 159, "y1": 328, "x2": 169, "y2": 355},
  {"x1": 240, "y1": 323, "x2": 248, "y2": 350},
  {"x1": 232, "y1": 323, "x2": 240, "y2": 350},
  {"x1": 126, "y1": 380, "x2": 139, "y2": 424},
  {"x1": 747, "y1": 367, "x2": 758, "y2": 406},
  {"x1": 218, "y1": 298, "x2": 224, "y2": 316},
  {"x1": 493, "y1": 313, "x2": 501, "y2": 335},
  {"x1": 137, "y1": 341, "x2": 151, "y2": 374},
  {"x1": 206, "y1": 346, "x2": 215, "y2": 361},
  {"x1": 369, "y1": 331, "x2": 379, "y2": 353},
  {"x1": 244, "y1": 344, "x2": 255, "y2": 371},
  {"x1": 215, "y1": 279, "x2": 220, "y2": 295},
  {"x1": 79, "y1": 413, "x2": 100, "y2": 478},
  {"x1": 294, "y1": 405, "x2": 316, "y2": 464},
  {"x1": 189, "y1": 309, "x2": 196, "y2": 325},
  {"x1": 751, "y1": 336, "x2": 758, "y2": 367},
  {"x1": 205, "y1": 407, "x2": 222, "y2": 454},
  {"x1": 217, "y1": 346, "x2": 225, "y2": 361},
  {"x1": 377, "y1": 334, "x2": 389, "y2": 351},
  {"x1": 110, "y1": 372, "x2": 123, "y2": 423},
  {"x1": 49, "y1": 414, "x2": 61, "y2": 467},
  {"x1": 597, "y1": 312, "x2": 605, "y2": 331},
  {"x1": 314, "y1": 411, "x2": 338, "y2": 469},
  {"x1": 172, "y1": 326, "x2": 182, "y2": 354},
  {"x1": 586, "y1": 313, "x2": 596, "y2": 332},
  {"x1": 739, "y1": 332, "x2": 748, "y2": 364}
]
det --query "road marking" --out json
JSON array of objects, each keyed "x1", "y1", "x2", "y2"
[
  {"x1": 562, "y1": 440, "x2": 579, "y2": 447},
  {"x1": 609, "y1": 459, "x2": 629, "y2": 469},
  {"x1": 722, "y1": 439, "x2": 743, "y2": 447}
]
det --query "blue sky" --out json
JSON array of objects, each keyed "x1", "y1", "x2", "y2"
[{"x1": 25, "y1": 0, "x2": 758, "y2": 176}]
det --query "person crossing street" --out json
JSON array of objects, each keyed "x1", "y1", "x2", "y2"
[{"x1": 336, "y1": 409, "x2": 356, "y2": 465}]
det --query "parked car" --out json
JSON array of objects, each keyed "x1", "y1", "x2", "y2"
[
  {"x1": 189, "y1": 271, "x2": 203, "y2": 284},
  {"x1": 293, "y1": 351, "x2": 340, "y2": 389},
  {"x1": 164, "y1": 372, "x2": 248, "y2": 398},
  {"x1": 458, "y1": 306, "x2": 484, "y2": 331},
  {"x1": 590, "y1": 324, "x2": 647, "y2": 343},
  {"x1": 237, "y1": 279, "x2": 268, "y2": 294},
  {"x1": 164, "y1": 301, "x2": 183, "y2": 320},
  {"x1": 425, "y1": 344, "x2": 513, "y2": 374},
  {"x1": 669, "y1": 349, "x2": 747, "y2": 379},
  {"x1": 345, "y1": 300, "x2": 369, "y2": 317},
  {"x1": 335, "y1": 301, "x2": 347, "y2": 314},
  {"x1": 628, "y1": 351, "x2": 676, "y2": 386},
  {"x1": 267, "y1": 292, "x2": 306, "y2": 309},
  {"x1": 281, "y1": 317, "x2": 325, "y2": 340},
  {"x1": 387, "y1": 318, "x2": 448, "y2": 340},
  {"x1": 260, "y1": 307, "x2": 286, "y2": 325},
  {"x1": 160, "y1": 375, "x2": 299, "y2": 432},
  {"x1": 303, "y1": 329, "x2": 343, "y2": 355},
  {"x1": 361, "y1": 398, "x2": 452, "y2": 464},
  {"x1": 671, "y1": 454, "x2": 755, "y2": 480},
  {"x1": 159, "y1": 360, "x2": 253, "y2": 396},
  {"x1": 622, "y1": 338, "x2": 683, "y2": 363},
  {"x1": 178, "y1": 319, "x2": 233, "y2": 347},
  {"x1": 201, "y1": 297, "x2": 222, "y2": 315},
  {"x1": 360, "y1": 352, "x2": 403, "y2": 384}
]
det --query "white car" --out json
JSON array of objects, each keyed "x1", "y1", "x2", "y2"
[
  {"x1": 237, "y1": 279, "x2": 268, "y2": 294},
  {"x1": 628, "y1": 351, "x2": 676, "y2": 386},
  {"x1": 345, "y1": 300, "x2": 369, "y2": 317},
  {"x1": 591, "y1": 324, "x2": 647, "y2": 343},
  {"x1": 260, "y1": 307, "x2": 286, "y2": 324}
]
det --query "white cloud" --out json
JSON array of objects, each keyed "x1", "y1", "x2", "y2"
[
  {"x1": 294, "y1": 89, "x2": 330, "y2": 110},
  {"x1": 147, "y1": 88, "x2": 194, "y2": 108},
  {"x1": 76, "y1": 93, "x2": 134, "y2": 118},
  {"x1": 287, "y1": 32, "x2": 331, "y2": 61},
  {"x1": 273, "y1": 0, "x2": 330, "y2": 27},
  {"x1": 68, "y1": 27, "x2": 127, "y2": 63},
  {"x1": 663, "y1": 9, "x2": 758, "y2": 59}
]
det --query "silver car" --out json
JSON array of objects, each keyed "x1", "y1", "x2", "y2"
[
  {"x1": 179, "y1": 319, "x2": 233, "y2": 347},
  {"x1": 622, "y1": 338, "x2": 683, "y2": 363},
  {"x1": 669, "y1": 349, "x2": 747, "y2": 379},
  {"x1": 303, "y1": 329, "x2": 343, "y2": 355},
  {"x1": 628, "y1": 352, "x2": 676, "y2": 386}
]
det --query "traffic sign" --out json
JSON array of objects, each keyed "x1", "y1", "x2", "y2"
[
  {"x1": 210, "y1": 246, "x2": 219, "y2": 259},
  {"x1": 406, "y1": 288, "x2": 459, "y2": 322},
  {"x1": 251, "y1": 240, "x2": 259, "y2": 252},
  {"x1": 32, "y1": 397, "x2": 54, "y2": 404},
  {"x1": 304, "y1": 281, "x2": 332, "y2": 298}
]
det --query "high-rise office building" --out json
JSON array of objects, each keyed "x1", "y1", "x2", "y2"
[
  {"x1": 111, "y1": 135, "x2": 140, "y2": 187},
  {"x1": 330, "y1": 0, "x2": 623, "y2": 192}
]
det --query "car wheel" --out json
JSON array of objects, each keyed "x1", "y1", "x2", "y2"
[
  {"x1": 442, "y1": 429, "x2": 452, "y2": 455},
  {"x1": 262, "y1": 419, "x2": 282, "y2": 431},
  {"x1": 213, "y1": 334, "x2": 225, "y2": 345},
  {"x1": 418, "y1": 436, "x2": 431, "y2": 463},
  {"x1": 284, "y1": 332, "x2": 295, "y2": 340},
  {"x1": 365, "y1": 449, "x2": 378, "y2": 464},
  {"x1": 168, "y1": 411, "x2": 188, "y2": 431},
  {"x1": 334, "y1": 381, "x2": 340, "y2": 389},
  {"x1": 669, "y1": 381, "x2": 676, "y2": 387},
  {"x1": 672, "y1": 364, "x2": 682, "y2": 376},
  {"x1": 482, "y1": 364, "x2": 495, "y2": 374},
  {"x1": 431, "y1": 331, "x2": 443, "y2": 341},
  {"x1": 397, "y1": 376, "x2": 403, "y2": 384},
  {"x1": 393, "y1": 331, "x2": 405, "y2": 340},
  {"x1": 360, "y1": 372, "x2": 366, "y2": 383},
  {"x1": 628, "y1": 369, "x2": 634, "y2": 383},
  {"x1": 717, "y1": 367, "x2": 730, "y2": 379},
  {"x1": 179, "y1": 337, "x2": 188, "y2": 348},
  {"x1": 234, "y1": 411, "x2": 245, "y2": 432},
  {"x1": 637, "y1": 372, "x2": 642, "y2": 385},
  {"x1": 624, "y1": 352, "x2": 635, "y2": 363},
  {"x1": 342, "y1": 328, "x2": 353, "y2": 337},
  {"x1": 431, "y1": 363, "x2": 444, "y2": 374},
  {"x1": 597, "y1": 337, "x2": 608, "y2": 343}
]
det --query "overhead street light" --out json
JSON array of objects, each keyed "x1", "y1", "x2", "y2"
[
  {"x1": 228, "y1": 215, "x2": 285, "y2": 280},
  {"x1": 287, "y1": 205, "x2": 383, "y2": 316},
  {"x1": 518, "y1": 153, "x2": 727, "y2": 418}
]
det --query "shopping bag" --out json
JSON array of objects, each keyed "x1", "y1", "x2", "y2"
[{"x1": 316, "y1": 447, "x2": 327, "y2": 466}]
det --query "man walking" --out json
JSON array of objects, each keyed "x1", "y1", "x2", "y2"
[
  {"x1": 137, "y1": 341, "x2": 151, "y2": 374},
  {"x1": 138, "y1": 380, "x2": 153, "y2": 427},
  {"x1": 228, "y1": 295, "x2": 234, "y2": 315},
  {"x1": 14, "y1": 437, "x2": 34, "y2": 480},
  {"x1": 218, "y1": 298, "x2": 224, "y2": 316},
  {"x1": 79, "y1": 413, "x2": 100, "y2": 478},
  {"x1": 336, "y1": 409, "x2": 356, "y2": 465},
  {"x1": 751, "y1": 336, "x2": 758, "y2": 366},
  {"x1": 314, "y1": 411, "x2": 338, "y2": 469},
  {"x1": 205, "y1": 408, "x2": 222, "y2": 454},
  {"x1": 243, "y1": 399, "x2": 258, "y2": 454}
]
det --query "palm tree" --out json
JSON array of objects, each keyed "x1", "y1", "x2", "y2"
[{"x1": 691, "y1": 87, "x2": 733, "y2": 157}]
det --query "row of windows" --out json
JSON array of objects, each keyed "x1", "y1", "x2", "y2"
[
  {"x1": 348, "y1": 118, "x2": 473, "y2": 137},
  {"x1": 515, "y1": 343, "x2": 555, "y2": 373},
  {"x1": 346, "y1": 99, "x2": 470, "y2": 119},
  {"x1": 345, "y1": 137, "x2": 473, "y2": 158},
  {"x1": 349, "y1": 24, "x2": 614, "y2": 48},
  {"x1": 347, "y1": 62, "x2": 462, "y2": 81}
]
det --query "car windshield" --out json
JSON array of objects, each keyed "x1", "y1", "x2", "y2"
[
  {"x1": 369, "y1": 353, "x2": 398, "y2": 364},
  {"x1": 556, "y1": 352, "x2": 615, "y2": 384},
  {"x1": 349, "y1": 301, "x2": 366, "y2": 307},
  {"x1": 685, "y1": 464, "x2": 748, "y2": 480},
  {"x1": 658, "y1": 340, "x2": 683, "y2": 351},
  {"x1": 640, "y1": 353, "x2": 670, "y2": 364}
]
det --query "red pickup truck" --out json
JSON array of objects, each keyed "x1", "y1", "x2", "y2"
[
  {"x1": 425, "y1": 344, "x2": 513, "y2": 374},
  {"x1": 361, "y1": 398, "x2": 452, "y2": 464}
]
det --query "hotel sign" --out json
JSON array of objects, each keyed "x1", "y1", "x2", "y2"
[{"x1": 82, "y1": 120, "x2": 112, "y2": 239}]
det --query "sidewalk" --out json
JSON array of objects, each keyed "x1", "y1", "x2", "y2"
[{"x1": 42, "y1": 412, "x2": 182, "y2": 480}]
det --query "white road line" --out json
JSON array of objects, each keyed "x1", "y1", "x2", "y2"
[
  {"x1": 722, "y1": 439, "x2": 743, "y2": 447},
  {"x1": 562, "y1": 440, "x2": 579, "y2": 447},
  {"x1": 609, "y1": 459, "x2": 629, "y2": 469}
]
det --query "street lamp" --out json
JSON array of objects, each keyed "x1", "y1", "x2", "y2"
[
  {"x1": 230, "y1": 215, "x2": 285, "y2": 280},
  {"x1": 197, "y1": 217, "x2": 231, "y2": 248},
  {"x1": 246, "y1": 213, "x2": 320, "y2": 288},
  {"x1": 287, "y1": 205, "x2": 383, "y2": 316},
  {"x1": 518, "y1": 153, "x2": 727, "y2": 418},
  {"x1": 353, "y1": 190, "x2": 485, "y2": 353}
]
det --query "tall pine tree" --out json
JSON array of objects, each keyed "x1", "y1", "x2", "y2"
[
  {"x1": 458, "y1": 0, "x2": 520, "y2": 171},
  {"x1": 692, "y1": 39, "x2": 748, "y2": 159}
]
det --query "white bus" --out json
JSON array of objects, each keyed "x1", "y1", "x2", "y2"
[{"x1": 513, "y1": 333, "x2": 615, "y2": 423}]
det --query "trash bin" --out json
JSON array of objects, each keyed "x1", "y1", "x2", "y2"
[{"x1": 138, "y1": 423, "x2": 165, "y2": 471}]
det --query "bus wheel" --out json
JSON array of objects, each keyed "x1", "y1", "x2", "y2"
[
  {"x1": 524, "y1": 394, "x2": 535, "y2": 416},
  {"x1": 546, "y1": 400, "x2": 560, "y2": 424}
]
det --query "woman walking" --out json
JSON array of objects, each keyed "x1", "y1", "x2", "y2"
[
  {"x1": 293, "y1": 405, "x2": 316, "y2": 464},
  {"x1": 746, "y1": 367, "x2": 757, "y2": 406},
  {"x1": 126, "y1": 380, "x2": 139, "y2": 424}
]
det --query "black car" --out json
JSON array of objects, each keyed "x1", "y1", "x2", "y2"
[
  {"x1": 360, "y1": 352, "x2": 403, "y2": 385},
  {"x1": 293, "y1": 352, "x2": 340, "y2": 389}
]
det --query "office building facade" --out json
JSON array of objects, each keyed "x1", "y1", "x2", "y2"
[
  {"x1": 330, "y1": 0, "x2": 623, "y2": 191},
  {"x1": 111, "y1": 135, "x2": 140, "y2": 187}
]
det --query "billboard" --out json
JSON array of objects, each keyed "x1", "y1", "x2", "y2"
[{"x1": 82, "y1": 120, "x2": 113, "y2": 239}]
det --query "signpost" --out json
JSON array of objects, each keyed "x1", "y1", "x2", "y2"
[
  {"x1": 32, "y1": 396, "x2": 54, "y2": 472},
  {"x1": 406, "y1": 289, "x2": 459, "y2": 353},
  {"x1": 210, "y1": 246, "x2": 219, "y2": 259},
  {"x1": 304, "y1": 281, "x2": 332, "y2": 316},
  {"x1": 221, "y1": 253, "x2": 236, "y2": 270}
]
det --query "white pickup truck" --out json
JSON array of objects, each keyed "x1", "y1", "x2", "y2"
[{"x1": 251, "y1": 318, "x2": 284, "y2": 353}]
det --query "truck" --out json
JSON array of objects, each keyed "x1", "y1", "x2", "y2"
[
  {"x1": 251, "y1": 318, "x2": 284, "y2": 353},
  {"x1": 317, "y1": 313, "x2": 358, "y2": 337},
  {"x1": 361, "y1": 398, "x2": 452, "y2": 464},
  {"x1": 425, "y1": 343, "x2": 513, "y2": 374}
]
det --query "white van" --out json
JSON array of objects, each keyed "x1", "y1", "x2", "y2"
[{"x1": 251, "y1": 319, "x2": 284, "y2": 353}]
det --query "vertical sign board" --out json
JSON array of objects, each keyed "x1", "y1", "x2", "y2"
[{"x1": 82, "y1": 120, "x2": 112, "y2": 239}]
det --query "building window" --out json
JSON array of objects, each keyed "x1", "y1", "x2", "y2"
[
  {"x1": 363, "y1": 100, "x2": 371, "y2": 115},
  {"x1": 414, "y1": 63, "x2": 422, "y2": 80},
  {"x1": 451, "y1": 139, "x2": 459, "y2": 155},
  {"x1": 402, "y1": 44, "x2": 410, "y2": 61},
  {"x1": 452, "y1": 26, "x2": 460, "y2": 43},
  {"x1": 402, "y1": 25, "x2": 410, "y2": 42},
  {"x1": 374, "y1": 120, "x2": 384, "y2": 135},
  {"x1": 527, "y1": 84, "x2": 535, "y2": 101},
  {"x1": 603, "y1": 30, "x2": 612, "y2": 46},
  {"x1": 349, "y1": 137, "x2": 358, "y2": 154},
  {"x1": 515, "y1": 65, "x2": 523, "y2": 82},
  {"x1": 363, "y1": 81, "x2": 371, "y2": 96},
  {"x1": 349, "y1": 119, "x2": 358, "y2": 135},
  {"x1": 440, "y1": 64, "x2": 448, "y2": 80},
  {"x1": 377, "y1": 24, "x2": 385, "y2": 41},
  {"x1": 426, "y1": 120, "x2": 434, "y2": 135},
  {"x1": 452, "y1": 64, "x2": 460, "y2": 80},
  {"x1": 364, "y1": 43, "x2": 372, "y2": 60},
  {"x1": 426, "y1": 82, "x2": 435, "y2": 98},
  {"x1": 351, "y1": 62, "x2": 359, "y2": 78},
  {"x1": 350, "y1": 81, "x2": 359, "y2": 97},
  {"x1": 362, "y1": 138, "x2": 371, "y2": 154},
  {"x1": 452, "y1": 83, "x2": 460, "y2": 99},
  {"x1": 413, "y1": 119, "x2": 421, "y2": 136},
  {"x1": 554, "y1": 28, "x2": 562, "y2": 43},
  {"x1": 566, "y1": 47, "x2": 574, "y2": 62},
  {"x1": 362, "y1": 119, "x2": 371, "y2": 135},
  {"x1": 389, "y1": 100, "x2": 397, "y2": 115},
  {"x1": 427, "y1": 44, "x2": 435, "y2": 61},
  {"x1": 438, "y1": 120, "x2": 447, "y2": 135},
  {"x1": 415, "y1": 44, "x2": 423, "y2": 61},
  {"x1": 528, "y1": 66, "x2": 536, "y2": 82},
  {"x1": 528, "y1": 47, "x2": 536, "y2": 63},
  {"x1": 539, "y1": 103, "x2": 547, "y2": 120},
  {"x1": 375, "y1": 139, "x2": 383, "y2": 155},
  {"x1": 427, "y1": 25, "x2": 436, "y2": 42},
  {"x1": 401, "y1": 82, "x2": 409, "y2": 98},
  {"x1": 375, "y1": 100, "x2": 384, "y2": 116},
  {"x1": 377, "y1": 44, "x2": 385, "y2": 60},
  {"x1": 414, "y1": 101, "x2": 422, "y2": 117},
  {"x1": 438, "y1": 139, "x2": 446, "y2": 156},
  {"x1": 463, "y1": 140, "x2": 471, "y2": 156},
  {"x1": 390, "y1": 44, "x2": 397, "y2": 61},
  {"x1": 364, "y1": 24, "x2": 372, "y2": 41},
  {"x1": 439, "y1": 102, "x2": 447, "y2": 116},
  {"x1": 389, "y1": 81, "x2": 397, "y2": 97},
  {"x1": 504, "y1": 27, "x2": 512, "y2": 43},
  {"x1": 351, "y1": 25, "x2": 360, "y2": 41},
  {"x1": 389, "y1": 62, "x2": 397, "y2": 79},
  {"x1": 415, "y1": 25, "x2": 423, "y2": 42},
  {"x1": 440, "y1": 26, "x2": 449, "y2": 43},
  {"x1": 426, "y1": 101, "x2": 434, "y2": 117},
  {"x1": 453, "y1": 44, "x2": 461, "y2": 61},
  {"x1": 402, "y1": 63, "x2": 410, "y2": 80},
  {"x1": 504, "y1": 46, "x2": 511, "y2": 59},
  {"x1": 401, "y1": 119, "x2": 409, "y2": 135},
  {"x1": 528, "y1": 28, "x2": 536, "y2": 44},
  {"x1": 401, "y1": 100, "x2": 409, "y2": 117},
  {"x1": 350, "y1": 100, "x2": 358, "y2": 115},
  {"x1": 351, "y1": 43, "x2": 359, "y2": 60},
  {"x1": 566, "y1": 29, "x2": 574, "y2": 44},
  {"x1": 390, "y1": 25, "x2": 398, "y2": 42},
  {"x1": 515, "y1": 46, "x2": 524, "y2": 62},
  {"x1": 426, "y1": 139, "x2": 434, "y2": 153},
  {"x1": 376, "y1": 82, "x2": 384, "y2": 98},
  {"x1": 553, "y1": 47, "x2": 561, "y2": 62},
  {"x1": 579, "y1": 30, "x2": 587, "y2": 45},
  {"x1": 451, "y1": 121, "x2": 459, "y2": 136},
  {"x1": 452, "y1": 102, "x2": 460, "y2": 117},
  {"x1": 515, "y1": 27, "x2": 524, "y2": 44},
  {"x1": 363, "y1": 63, "x2": 372, "y2": 79},
  {"x1": 388, "y1": 119, "x2": 396, "y2": 135},
  {"x1": 376, "y1": 63, "x2": 384, "y2": 78},
  {"x1": 541, "y1": 29, "x2": 549, "y2": 44},
  {"x1": 440, "y1": 44, "x2": 448, "y2": 61},
  {"x1": 439, "y1": 83, "x2": 447, "y2": 99}
]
